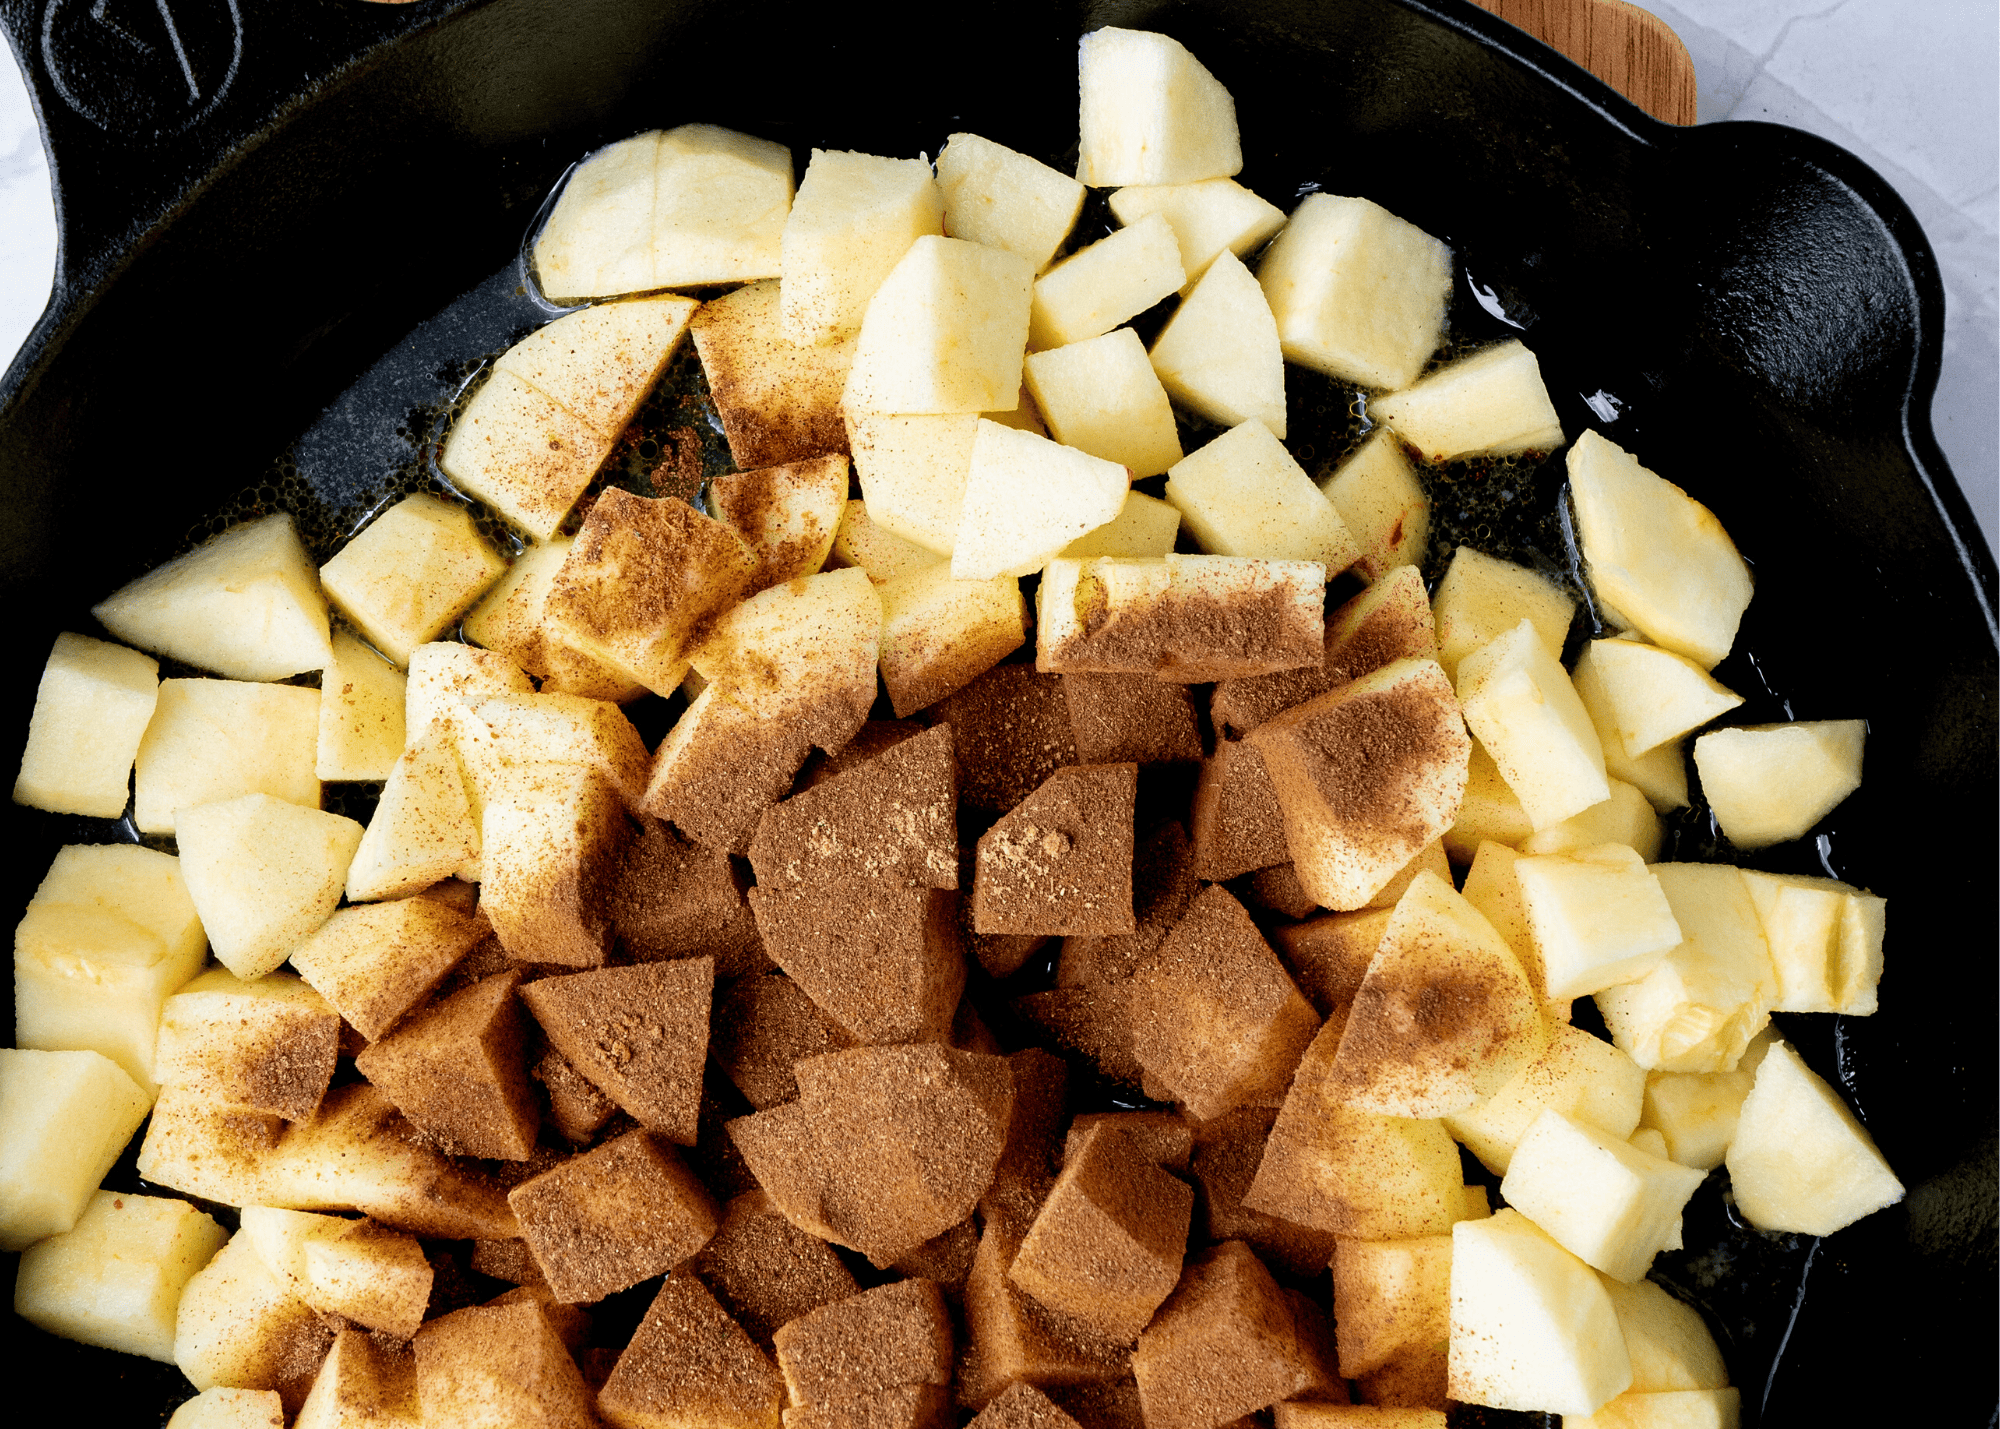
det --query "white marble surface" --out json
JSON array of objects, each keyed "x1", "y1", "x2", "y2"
[{"x1": 0, "y1": 2, "x2": 1993, "y2": 556}]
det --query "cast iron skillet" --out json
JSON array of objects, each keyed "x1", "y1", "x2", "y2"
[{"x1": 1, "y1": 0, "x2": 1993, "y2": 1423}]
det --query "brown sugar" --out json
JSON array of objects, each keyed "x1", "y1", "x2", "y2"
[
  {"x1": 354, "y1": 971, "x2": 539, "y2": 1161},
  {"x1": 1008, "y1": 1121, "x2": 1194, "y2": 1343},
  {"x1": 958, "y1": 1205, "x2": 1130, "y2": 1410},
  {"x1": 1271, "y1": 909, "x2": 1392, "y2": 1020},
  {"x1": 520, "y1": 958, "x2": 713, "y2": 1144},
  {"x1": 1010, "y1": 983, "x2": 1142, "y2": 1091},
  {"x1": 710, "y1": 973, "x2": 857, "y2": 1110},
  {"x1": 1189, "y1": 739, "x2": 1292, "y2": 883},
  {"x1": 507, "y1": 1129, "x2": 719, "y2": 1303},
  {"x1": 687, "y1": 1189, "x2": 860, "y2": 1346},
  {"x1": 612, "y1": 817, "x2": 770, "y2": 979},
  {"x1": 749, "y1": 881, "x2": 964, "y2": 1046},
  {"x1": 1064, "y1": 1112, "x2": 1193, "y2": 1172},
  {"x1": 1130, "y1": 1240, "x2": 1322, "y2": 1429},
  {"x1": 1062, "y1": 674, "x2": 1203, "y2": 766},
  {"x1": 749, "y1": 723, "x2": 959, "y2": 895},
  {"x1": 1245, "y1": 661, "x2": 1470, "y2": 912},
  {"x1": 975, "y1": 765, "x2": 1138, "y2": 937},
  {"x1": 1057, "y1": 820, "x2": 1199, "y2": 987},
  {"x1": 411, "y1": 1297, "x2": 596, "y2": 1429},
  {"x1": 727, "y1": 1044, "x2": 1014, "y2": 1265},
  {"x1": 531, "y1": 1047, "x2": 618, "y2": 1145},
  {"x1": 1185, "y1": 1106, "x2": 1340, "y2": 1278},
  {"x1": 928, "y1": 662, "x2": 1078, "y2": 812},
  {"x1": 968, "y1": 1382, "x2": 1088, "y2": 1429},
  {"x1": 596, "y1": 1273, "x2": 785, "y2": 1429},
  {"x1": 1127, "y1": 886, "x2": 1319, "y2": 1121},
  {"x1": 771, "y1": 1278, "x2": 955, "y2": 1407}
]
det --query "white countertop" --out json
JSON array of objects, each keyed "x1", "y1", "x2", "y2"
[{"x1": 1, "y1": 1, "x2": 1993, "y2": 558}]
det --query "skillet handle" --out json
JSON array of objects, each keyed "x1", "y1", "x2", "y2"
[{"x1": 1467, "y1": 0, "x2": 1697, "y2": 124}]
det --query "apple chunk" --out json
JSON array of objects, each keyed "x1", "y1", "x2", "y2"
[
  {"x1": 1149, "y1": 249, "x2": 1287, "y2": 438},
  {"x1": 1075, "y1": 27, "x2": 1242, "y2": 186},
  {"x1": 14, "y1": 632, "x2": 159, "y2": 817},
  {"x1": 951, "y1": 420, "x2": 1130, "y2": 581},
  {"x1": 1724, "y1": 1039, "x2": 1903, "y2": 1236},
  {"x1": 842, "y1": 235, "x2": 1035, "y2": 416},
  {"x1": 175, "y1": 794, "x2": 365, "y2": 980},
  {"x1": 1456, "y1": 618, "x2": 1608, "y2": 831},
  {"x1": 781, "y1": 149, "x2": 943, "y2": 345},
  {"x1": 1369, "y1": 341, "x2": 1564, "y2": 462},
  {"x1": 1692, "y1": 720, "x2": 1864, "y2": 850},
  {"x1": 14, "y1": 1190, "x2": 227, "y2": 1362},
  {"x1": 937, "y1": 131, "x2": 1085, "y2": 272}
]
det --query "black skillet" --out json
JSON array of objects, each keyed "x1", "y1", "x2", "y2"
[{"x1": 1, "y1": 0, "x2": 1993, "y2": 1423}]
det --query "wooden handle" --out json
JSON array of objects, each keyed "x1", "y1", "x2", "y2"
[{"x1": 1468, "y1": 0, "x2": 1697, "y2": 125}]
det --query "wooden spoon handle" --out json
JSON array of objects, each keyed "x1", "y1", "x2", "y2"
[{"x1": 1468, "y1": 0, "x2": 1697, "y2": 125}]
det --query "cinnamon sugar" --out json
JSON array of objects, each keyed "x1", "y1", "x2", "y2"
[{"x1": 975, "y1": 765, "x2": 1138, "y2": 937}]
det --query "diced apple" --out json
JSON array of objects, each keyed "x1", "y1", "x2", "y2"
[
  {"x1": 455, "y1": 690, "x2": 652, "y2": 814},
  {"x1": 1638, "y1": 1066, "x2": 1755, "y2": 1171},
  {"x1": 1724, "y1": 1039, "x2": 1903, "y2": 1236},
  {"x1": 480, "y1": 762, "x2": 631, "y2": 967},
  {"x1": 404, "y1": 641, "x2": 535, "y2": 741},
  {"x1": 529, "y1": 131, "x2": 658, "y2": 301},
  {"x1": 1431, "y1": 546, "x2": 1576, "y2": 684},
  {"x1": 1061, "y1": 490, "x2": 1182, "y2": 558},
  {"x1": 1692, "y1": 720, "x2": 1865, "y2": 850},
  {"x1": 1448, "y1": 1208, "x2": 1631, "y2": 1416},
  {"x1": 167, "y1": 1388, "x2": 288, "y2": 1429},
  {"x1": 1445, "y1": 743, "x2": 1536, "y2": 862},
  {"x1": 1075, "y1": 27, "x2": 1242, "y2": 186},
  {"x1": 344, "y1": 720, "x2": 480, "y2": 901},
  {"x1": 315, "y1": 629, "x2": 405, "y2": 783},
  {"x1": 438, "y1": 371, "x2": 615, "y2": 542},
  {"x1": 1598, "y1": 1276, "x2": 1729, "y2": 1393},
  {"x1": 937, "y1": 131, "x2": 1086, "y2": 272},
  {"x1": 1110, "y1": 178, "x2": 1286, "y2": 292},
  {"x1": 1571, "y1": 648, "x2": 1691, "y2": 812},
  {"x1": 175, "y1": 1232, "x2": 331, "y2": 1409},
  {"x1": 133, "y1": 678, "x2": 321, "y2": 836},
  {"x1": 155, "y1": 969, "x2": 338, "y2": 1122},
  {"x1": 877, "y1": 565, "x2": 1027, "y2": 717},
  {"x1": 1514, "y1": 845, "x2": 1681, "y2": 1002},
  {"x1": 239, "y1": 1206, "x2": 430, "y2": 1339},
  {"x1": 1024, "y1": 326, "x2": 1184, "y2": 478},
  {"x1": 1565, "y1": 1387, "x2": 1742, "y2": 1429},
  {"x1": 1456, "y1": 840, "x2": 1558, "y2": 1012},
  {"x1": 14, "y1": 843, "x2": 208, "y2": 1091},
  {"x1": 1330, "y1": 872, "x2": 1545, "y2": 1117},
  {"x1": 1256, "y1": 193, "x2": 1453, "y2": 392},
  {"x1": 1738, "y1": 870, "x2": 1884, "y2": 1015},
  {"x1": 1369, "y1": 341, "x2": 1563, "y2": 462},
  {"x1": 494, "y1": 295, "x2": 698, "y2": 435},
  {"x1": 15, "y1": 1190, "x2": 228, "y2": 1361},
  {"x1": 782, "y1": 150, "x2": 944, "y2": 345},
  {"x1": 1456, "y1": 619, "x2": 1608, "y2": 831},
  {"x1": 133, "y1": 1088, "x2": 282, "y2": 1210},
  {"x1": 1330, "y1": 1233, "x2": 1452, "y2": 1379},
  {"x1": 1572, "y1": 639, "x2": 1742, "y2": 758},
  {"x1": 1320, "y1": 430, "x2": 1430, "y2": 581},
  {"x1": 1499, "y1": 1109, "x2": 1703, "y2": 1283},
  {"x1": 319, "y1": 494, "x2": 506, "y2": 666},
  {"x1": 543, "y1": 489, "x2": 757, "y2": 696},
  {"x1": 1029, "y1": 213, "x2": 1185, "y2": 350},
  {"x1": 1149, "y1": 249, "x2": 1286, "y2": 437},
  {"x1": 1594, "y1": 864, "x2": 1775, "y2": 1074},
  {"x1": 1038, "y1": 554, "x2": 1324, "y2": 681},
  {"x1": 1517, "y1": 779, "x2": 1663, "y2": 862},
  {"x1": 951, "y1": 420, "x2": 1130, "y2": 580},
  {"x1": 294, "y1": 1329, "x2": 420, "y2": 1429},
  {"x1": 842, "y1": 236, "x2": 1035, "y2": 415},
  {"x1": 92, "y1": 513, "x2": 332, "y2": 682},
  {"x1": 688, "y1": 567, "x2": 883, "y2": 748},
  {"x1": 1442, "y1": 1022, "x2": 1645, "y2": 1177},
  {"x1": 287, "y1": 897, "x2": 484, "y2": 1042},
  {"x1": 844, "y1": 410, "x2": 980, "y2": 554},
  {"x1": 689, "y1": 278, "x2": 855, "y2": 470},
  {"x1": 826, "y1": 499, "x2": 944, "y2": 583},
  {"x1": 1167, "y1": 418, "x2": 1359, "y2": 569},
  {"x1": 1566, "y1": 431, "x2": 1752, "y2": 670},
  {"x1": 14, "y1": 632, "x2": 159, "y2": 817},
  {"x1": 175, "y1": 794, "x2": 364, "y2": 979},
  {"x1": 0, "y1": 1048, "x2": 152, "y2": 1250},
  {"x1": 708, "y1": 453, "x2": 850, "y2": 591}
]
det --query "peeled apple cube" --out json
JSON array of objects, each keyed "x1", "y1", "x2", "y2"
[
  {"x1": 877, "y1": 566, "x2": 1026, "y2": 717},
  {"x1": 1060, "y1": 489, "x2": 1182, "y2": 558},
  {"x1": 530, "y1": 130, "x2": 658, "y2": 301},
  {"x1": 1738, "y1": 869, "x2": 1885, "y2": 1015},
  {"x1": 318, "y1": 494, "x2": 507, "y2": 667},
  {"x1": 92, "y1": 513, "x2": 332, "y2": 683},
  {"x1": 1431, "y1": 545, "x2": 1577, "y2": 684},
  {"x1": 1024, "y1": 326, "x2": 1184, "y2": 479},
  {"x1": 1370, "y1": 340, "x2": 1564, "y2": 462},
  {"x1": 1319, "y1": 429, "x2": 1429, "y2": 580},
  {"x1": 1109, "y1": 177, "x2": 1287, "y2": 293},
  {"x1": 1598, "y1": 1276, "x2": 1729, "y2": 1393},
  {"x1": 1515, "y1": 845, "x2": 1682, "y2": 1002},
  {"x1": 950, "y1": 419, "x2": 1130, "y2": 581},
  {"x1": 1442, "y1": 1020, "x2": 1646, "y2": 1177},
  {"x1": 936, "y1": 131, "x2": 1085, "y2": 273},
  {"x1": 1456, "y1": 618, "x2": 1609, "y2": 831},
  {"x1": 845, "y1": 410, "x2": 980, "y2": 554},
  {"x1": 781, "y1": 150, "x2": 944, "y2": 346},
  {"x1": 1028, "y1": 212, "x2": 1185, "y2": 350},
  {"x1": 1449, "y1": 1208, "x2": 1632, "y2": 1417},
  {"x1": 13, "y1": 1190, "x2": 227, "y2": 1361},
  {"x1": 1571, "y1": 639, "x2": 1742, "y2": 758},
  {"x1": 1571, "y1": 647, "x2": 1693, "y2": 813},
  {"x1": 494, "y1": 295, "x2": 699, "y2": 436},
  {"x1": 1165, "y1": 418, "x2": 1360, "y2": 570},
  {"x1": 0, "y1": 1047, "x2": 152, "y2": 1250},
  {"x1": 166, "y1": 1388, "x2": 287, "y2": 1429},
  {"x1": 315, "y1": 629, "x2": 406, "y2": 783},
  {"x1": 841, "y1": 235, "x2": 1035, "y2": 416},
  {"x1": 1725, "y1": 1039, "x2": 1903, "y2": 1235},
  {"x1": 1148, "y1": 248, "x2": 1287, "y2": 438},
  {"x1": 175, "y1": 794, "x2": 365, "y2": 980},
  {"x1": 1566, "y1": 431, "x2": 1752, "y2": 670},
  {"x1": 1256, "y1": 192, "x2": 1453, "y2": 392},
  {"x1": 1516, "y1": 778, "x2": 1663, "y2": 862},
  {"x1": 1692, "y1": 720, "x2": 1865, "y2": 850},
  {"x1": 14, "y1": 631, "x2": 159, "y2": 818},
  {"x1": 1075, "y1": 27, "x2": 1243, "y2": 187},
  {"x1": 828, "y1": 499, "x2": 945, "y2": 584},
  {"x1": 1498, "y1": 1109, "x2": 1704, "y2": 1283},
  {"x1": 173, "y1": 1231, "x2": 328, "y2": 1405},
  {"x1": 1593, "y1": 863, "x2": 1775, "y2": 1074}
]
